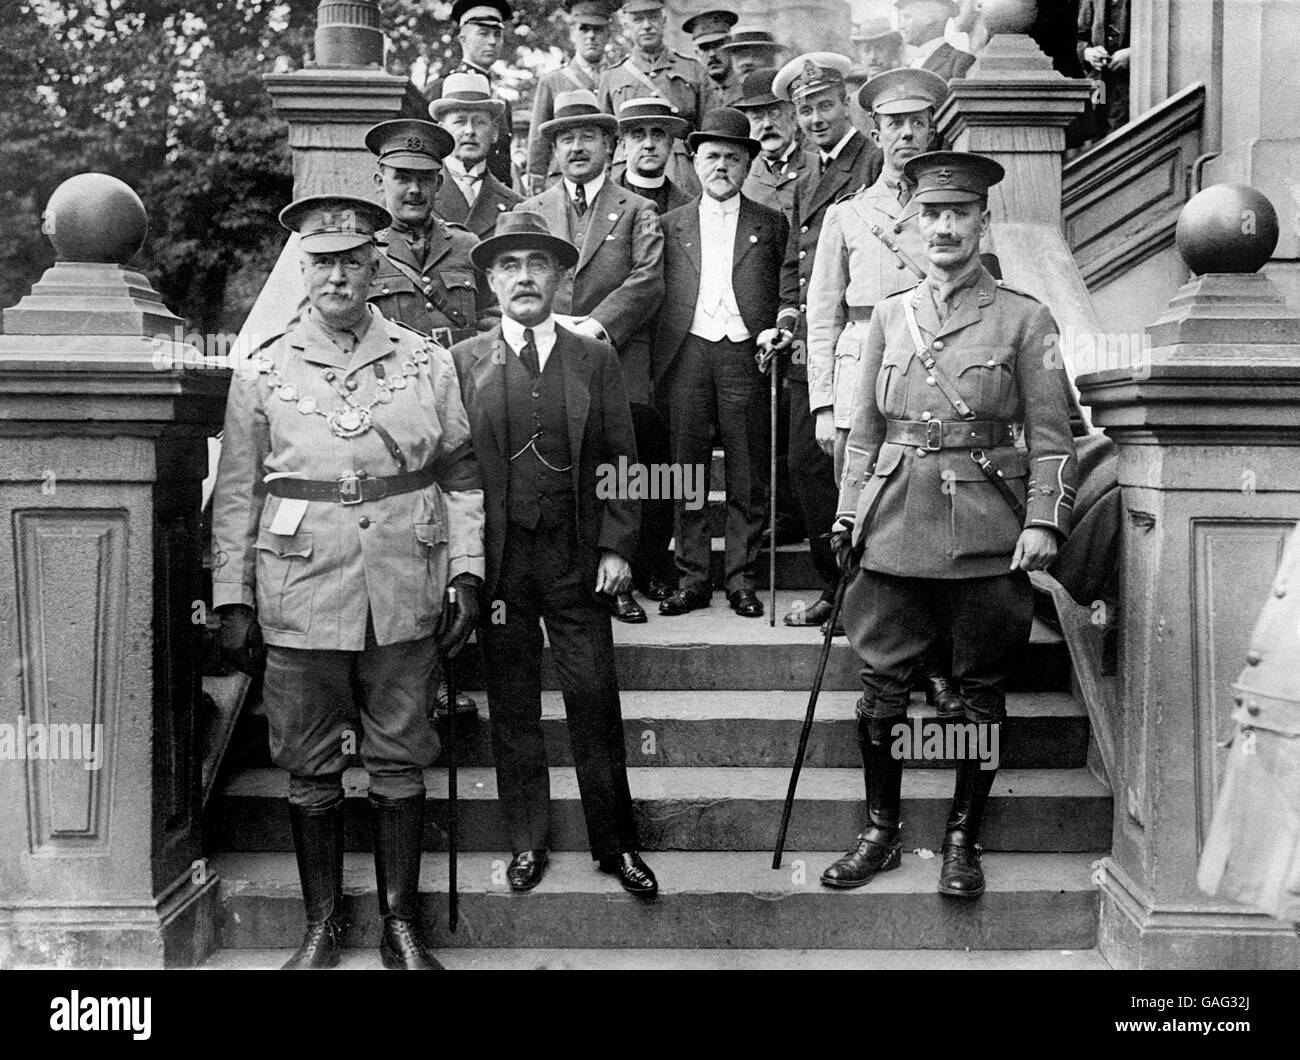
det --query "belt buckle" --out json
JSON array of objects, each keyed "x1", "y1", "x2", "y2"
[
  {"x1": 925, "y1": 419, "x2": 943, "y2": 451},
  {"x1": 337, "y1": 473, "x2": 363, "y2": 505}
]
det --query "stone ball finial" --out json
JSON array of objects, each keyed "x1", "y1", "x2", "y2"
[
  {"x1": 1176, "y1": 182, "x2": 1280, "y2": 275},
  {"x1": 977, "y1": 0, "x2": 1037, "y2": 35},
  {"x1": 42, "y1": 173, "x2": 149, "y2": 264}
]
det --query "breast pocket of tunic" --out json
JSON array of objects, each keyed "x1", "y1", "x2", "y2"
[
  {"x1": 832, "y1": 331, "x2": 865, "y2": 421},
  {"x1": 952, "y1": 345, "x2": 1015, "y2": 416},
  {"x1": 413, "y1": 489, "x2": 450, "y2": 630},
  {"x1": 945, "y1": 447, "x2": 1027, "y2": 561},
  {"x1": 438, "y1": 268, "x2": 479, "y2": 324},
  {"x1": 875, "y1": 346, "x2": 912, "y2": 419},
  {"x1": 254, "y1": 527, "x2": 314, "y2": 634}
]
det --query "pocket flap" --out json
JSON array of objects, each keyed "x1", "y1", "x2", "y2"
[
  {"x1": 881, "y1": 346, "x2": 913, "y2": 371},
  {"x1": 438, "y1": 268, "x2": 476, "y2": 291},
  {"x1": 414, "y1": 516, "x2": 447, "y2": 547},
  {"x1": 255, "y1": 526, "x2": 313, "y2": 559},
  {"x1": 871, "y1": 442, "x2": 905, "y2": 477},
  {"x1": 952, "y1": 345, "x2": 1013, "y2": 376}
]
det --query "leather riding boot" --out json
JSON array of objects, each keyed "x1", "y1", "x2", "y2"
[
  {"x1": 821, "y1": 714, "x2": 904, "y2": 888},
  {"x1": 370, "y1": 793, "x2": 443, "y2": 970},
  {"x1": 282, "y1": 799, "x2": 345, "y2": 970},
  {"x1": 938, "y1": 729, "x2": 999, "y2": 899}
]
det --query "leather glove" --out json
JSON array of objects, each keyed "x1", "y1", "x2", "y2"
[
  {"x1": 829, "y1": 525, "x2": 858, "y2": 579},
  {"x1": 218, "y1": 603, "x2": 266, "y2": 676},
  {"x1": 437, "y1": 573, "x2": 482, "y2": 659}
]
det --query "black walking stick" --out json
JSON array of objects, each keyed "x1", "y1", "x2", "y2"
[
  {"x1": 768, "y1": 350, "x2": 778, "y2": 627},
  {"x1": 444, "y1": 584, "x2": 459, "y2": 933},
  {"x1": 772, "y1": 569, "x2": 850, "y2": 869}
]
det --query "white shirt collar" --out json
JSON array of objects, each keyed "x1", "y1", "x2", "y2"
[
  {"x1": 821, "y1": 127, "x2": 856, "y2": 163},
  {"x1": 625, "y1": 170, "x2": 666, "y2": 190},
  {"x1": 501, "y1": 313, "x2": 557, "y2": 354},
  {"x1": 563, "y1": 169, "x2": 607, "y2": 203},
  {"x1": 700, "y1": 191, "x2": 741, "y2": 216},
  {"x1": 445, "y1": 156, "x2": 487, "y2": 180},
  {"x1": 908, "y1": 36, "x2": 947, "y2": 66}
]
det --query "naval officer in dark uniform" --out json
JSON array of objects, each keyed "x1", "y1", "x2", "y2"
[{"x1": 822, "y1": 152, "x2": 1078, "y2": 899}]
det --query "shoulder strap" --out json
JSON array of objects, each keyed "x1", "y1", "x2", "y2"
[
  {"x1": 383, "y1": 254, "x2": 471, "y2": 329},
  {"x1": 902, "y1": 297, "x2": 974, "y2": 420},
  {"x1": 622, "y1": 55, "x2": 666, "y2": 98}
]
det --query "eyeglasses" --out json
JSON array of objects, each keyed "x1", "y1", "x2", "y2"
[{"x1": 492, "y1": 258, "x2": 557, "y2": 276}]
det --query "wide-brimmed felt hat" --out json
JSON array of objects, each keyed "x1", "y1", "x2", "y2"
[
  {"x1": 471, "y1": 210, "x2": 579, "y2": 271},
  {"x1": 538, "y1": 89, "x2": 620, "y2": 140},
  {"x1": 617, "y1": 97, "x2": 690, "y2": 139},
  {"x1": 686, "y1": 106, "x2": 760, "y2": 158},
  {"x1": 853, "y1": 18, "x2": 904, "y2": 47},
  {"x1": 903, "y1": 150, "x2": 1005, "y2": 204},
  {"x1": 858, "y1": 66, "x2": 949, "y2": 115},
  {"x1": 429, "y1": 71, "x2": 507, "y2": 121},
  {"x1": 733, "y1": 67, "x2": 783, "y2": 109},
  {"x1": 772, "y1": 52, "x2": 853, "y2": 103},
  {"x1": 280, "y1": 195, "x2": 392, "y2": 253},
  {"x1": 364, "y1": 119, "x2": 454, "y2": 171}
]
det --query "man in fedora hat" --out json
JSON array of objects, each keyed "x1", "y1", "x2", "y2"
[
  {"x1": 431, "y1": 71, "x2": 523, "y2": 240},
  {"x1": 598, "y1": 0, "x2": 708, "y2": 197},
  {"x1": 519, "y1": 89, "x2": 670, "y2": 620},
  {"x1": 526, "y1": 0, "x2": 616, "y2": 196},
  {"x1": 449, "y1": 211, "x2": 658, "y2": 898},
  {"x1": 682, "y1": 9, "x2": 742, "y2": 109},
  {"x1": 213, "y1": 194, "x2": 486, "y2": 970},
  {"x1": 823, "y1": 151, "x2": 1076, "y2": 899},
  {"x1": 426, "y1": 0, "x2": 516, "y2": 185},
  {"x1": 896, "y1": 0, "x2": 975, "y2": 81},
  {"x1": 655, "y1": 108, "x2": 789, "y2": 620},
  {"x1": 611, "y1": 97, "x2": 693, "y2": 215},
  {"x1": 720, "y1": 27, "x2": 786, "y2": 79},
  {"x1": 854, "y1": 19, "x2": 905, "y2": 79},
  {"x1": 762, "y1": 52, "x2": 881, "y2": 635}
]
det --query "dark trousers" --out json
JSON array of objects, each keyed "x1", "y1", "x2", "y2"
[
  {"x1": 630, "y1": 399, "x2": 675, "y2": 588},
  {"x1": 844, "y1": 569, "x2": 1034, "y2": 723},
  {"x1": 481, "y1": 521, "x2": 638, "y2": 859},
  {"x1": 775, "y1": 379, "x2": 804, "y2": 535},
  {"x1": 787, "y1": 374, "x2": 840, "y2": 596},
  {"x1": 664, "y1": 334, "x2": 769, "y2": 595}
]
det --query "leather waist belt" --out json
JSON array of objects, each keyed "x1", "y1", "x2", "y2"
[
  {"x1": 885, "y1": 418, "x2": 1014, "y2": 452},
  {"x1": 846, "y1": 305, "x2": 873, "y2": 322},
  {"x1": 267, "y1": 463, "x2": 441, "y2": 505},
  {"x1": 431, "y1": 326, "x2": 478, "y2": 349}
]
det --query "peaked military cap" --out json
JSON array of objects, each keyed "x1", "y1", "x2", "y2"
[
  {"x1": 772, "y1": 52, "x2": 853, "y2": 102},
  {"x1": 858, "y1": 66, "x2": 949, "y2": 115},
  {"x1": 617, "y1": 97, "x2": 690, "y2": 139},
  {"x1": 365, "y1": 119, "x2": 454, "y2": 172},
  {"x1": 903, "y1": 150, "x2": 1004, "y2": 204},
  {"x1": 682, "y1": 9, "x2": 738, "y2": 46},
  {"x1": 451, "y1": 0, "x2": 512, "y2": 27},
  {"x1": 620, "y1": 0, "x2": 667, "y2": 12},
  {"x1": 564, "y1": 0, "x2": 614, "y2": 25},
  {"x1": 280, "y1": 195, "x2": 392, "y2": 253}
]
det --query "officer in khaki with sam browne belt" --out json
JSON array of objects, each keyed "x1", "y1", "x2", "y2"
[
  {"x1": 212, "y1": 195, "x2": 485, "y2": 970},
  {"x1": 822, "y1": 152, "x2": 1078, "y2": 900}
]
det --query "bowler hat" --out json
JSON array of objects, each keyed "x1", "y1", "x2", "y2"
[
  {"x1": 471, "y1": 210, "x2": 580, "y2": 271},
  {"x1": 733, "y1": 68, "x2": 783, "y2": 109},
  {"x1": 365, "y1": 119, "x2": 454, "y2": 172},
  {"x1": 687, "y1": 106, "x2": 760, "y2": 158},
  {"x1": 617, "y1": 97, "x2": 690, "y2": 139},
  {"x1": 280, "y1": 195, "x2": 392, "y2": 253},
  {"x1": 903, "y1": 150, "x2": 1004, "y2": 204},
  {"x1": 429, "y1": 71, "x2": 507, "y2": 121},
  {"x1": 538, "y1": 89, "x2": 620, "y2": 140}
]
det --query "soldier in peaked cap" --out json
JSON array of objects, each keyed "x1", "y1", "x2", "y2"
[
  {"x1": 720, "y1": 27, "x2": 786, "y2": 78},
  {"x1": 526, "y1": 0, "x2": 616, "y2": 196},
  {"x1": 598, "y1": 0, "x2": 709, "y2": 198},
  {"x1": 426, "y1": 0, "x2": 516, "y2": 186},
  {"x1": 761, "y1": 51, "x2": 881, "y2": 634},
  {"x1": 212, "y1": 193, "x2": 486, "y2": 970},
  {"x1": 821, "y1": 150, "x2": 1077, "y2": 902},
  {"x1": 682, "y1": 9, "x2": 742, "y2": 110},
  {"x1": 431, "y1": 71, "x2": 523, "y2": 240}
]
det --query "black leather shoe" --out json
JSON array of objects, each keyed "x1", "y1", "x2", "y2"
[
  {"x1": 507, "y1": 848, "x2": 549, "y2": 891},
  {"x1": 659, "y1": 586, "x2": 711, "y2": 615},
  {"x1": 819, "y1": 618, "x2": 846, "y2": 637},
  {"x1": 380, "y1": 916, "x2": 444, "y2": 970},
  {"x1": 597, "y1": 851, "x2": 658, "y2": 896},
  {"x1": 728, "y1": 588, "x2": 764, "y2": 618},
  {"x1": 784, "y1": 597, "x2": 834, "y2": 627},
  {"x1": 820, "y1": 829, "x2": 903, "y2": 888},
  {"x1": 283, "y1": 916, "x2": 343, "y2": 970},
  {"x1": 924, "y1": 673, "x2": 967, "y2": 718},
  {"x1": 611, "y1": 591, "x2": 647, "y2": 624},
  {"x1": 938, "y1": 837, "x2": 985, "y2": 898},
  {"x1": 640, "y1": 574, "x2": 676, "y2": 602}
]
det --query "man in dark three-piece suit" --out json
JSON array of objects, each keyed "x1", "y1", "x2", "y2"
[
  {"x1": 655, "y1": 107, "x2": 789, "y2": 619},
  {"x1": 517, "y1": 88, "x2": 671, "y2": 621},
  {"x1": 450, "y1": 211, "x2": 659, "y2": 898}
]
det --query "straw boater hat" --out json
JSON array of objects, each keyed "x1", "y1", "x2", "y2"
[
  {"x1": 470, "y1": 210, "x2": 580, "y2": 271},
  {"x1": 617, "y1": 97, "x2": 690, "y2": 140},
  {"x1": 428, "y1": 70, "x2": 507, "y2": 122},
  {"x1": 538, "y1": 89, "x2": 620, "y2": 141},
  {"x1": 363, "y1": 119, "x2": 454, "y2": 171},
  {"x1": 686, "y1": 106, "x2": 761, "y2": 159},
  {"x1": 280, "y1": 196, "x2": 392, "y2": 252}
]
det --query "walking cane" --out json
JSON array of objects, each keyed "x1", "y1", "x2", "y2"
[
  {"x1": 444, "y1": 584, "x2": 460, "y2": 933},
  {"x1": 772, "y1": 569, "x2": 850, "y2": 869},
  {"x1": 768, "y1": 349, "x2": 778, "y2": 627}
]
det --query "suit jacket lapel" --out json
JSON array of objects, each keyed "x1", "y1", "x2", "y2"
[
  {"x1": 438, "y1": 183, "x2": 470, "y2": 227},
  {"x1": 673, "y1": 198, "x2": 702, "y2": 276},
  {"x1": 556, "y1": 329, "x2": 590, "y2": 480},
  {"x1": 345, "y1": 311, "x2": 401, "y2": 375},
  {"x1": 386, "y1": 232, "x2": 423, "y2": 274},
  {"x1": 576, "y1": 182, "x2": 622, "y2": 274},
  {"x1": 804, "y1": 132, "x2": 866, "y2": 220},
  {"x1": 537, "y1": 183, "x2": 570, "y2": 246},
  {"x1": 733, "y1": 195, "x2": 764, "y2": 267},
  {"x1": 470, "y1": 328, "x2": 508, "y2": 463},
  {"x1": 934, "y1": 268, "x2": 996, "y2": 339}
]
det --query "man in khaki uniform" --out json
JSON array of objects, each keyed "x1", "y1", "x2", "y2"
[
  {"x1": 598, "y1": 0, "x2": 708, "y2": 198},
  {"x1": 213, "y1": 195, "x2": 485, "y2": 970},
  {"x1": 683, "y1": 8, "x2": 742, "y2": 110},
  {"x1": 822, "y1": 153, "x2": 1077, "y2": 900}
]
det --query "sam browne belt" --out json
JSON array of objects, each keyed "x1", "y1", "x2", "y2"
[{"x1": 885, "y1": 418, "x2": 1014, "y2": 451}]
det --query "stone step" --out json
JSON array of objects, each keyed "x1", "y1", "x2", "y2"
[
  {"x1": 211, "y1": 849, "x2": 1100, "y2": 951},
  {"x1": 201, "y1": 946, "x2": 1110, "y2": 970},
  {"x1": 453, "y1": 590, "x2": 1069, "y2": 692},
  {"x1": 711, "y1": 540, "x2": 820, "y2": 589},
  {"x1": 208, "y1": 765, "x2": 1111, "y2": 853},
  {"x1": 225, "y1": 691, "x2": 1088, "y2": 771}
]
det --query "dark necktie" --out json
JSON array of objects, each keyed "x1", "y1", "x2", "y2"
[
  {"x1": 520, "y1": 327, "x2": 540, "y2": 378},
  {"x1": 407, "y1": 228, "x2": 428, "y2": 263},
  {"x1": 819, "y1": 154, "x2": 830, "y2": 177},
  {"x1": 897, "y1": 181, "x2": 912, "y2": 207},
  {"x1": 573, "y1": 181, "x2": 588, "y2": 217}
]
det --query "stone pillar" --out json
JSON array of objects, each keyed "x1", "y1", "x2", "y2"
[
  {"x1": 1078, "y1": 184, "x2": 1300, "y2": 969},
  {"x1": 0, "y1": 175, "x2": 228, "y2": 968}
]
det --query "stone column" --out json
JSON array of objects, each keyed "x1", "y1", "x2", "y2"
[
  {"x1": 0, "y1": 176, "x2": 228, "y2": 968},
  {"x1": 1078, "y1": 185, "x2": 1300, "y2": 969}
]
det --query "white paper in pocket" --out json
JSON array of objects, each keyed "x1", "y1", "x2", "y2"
[{"x1": 269, "y1": 498, "x2": 309, "y2": 535}]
